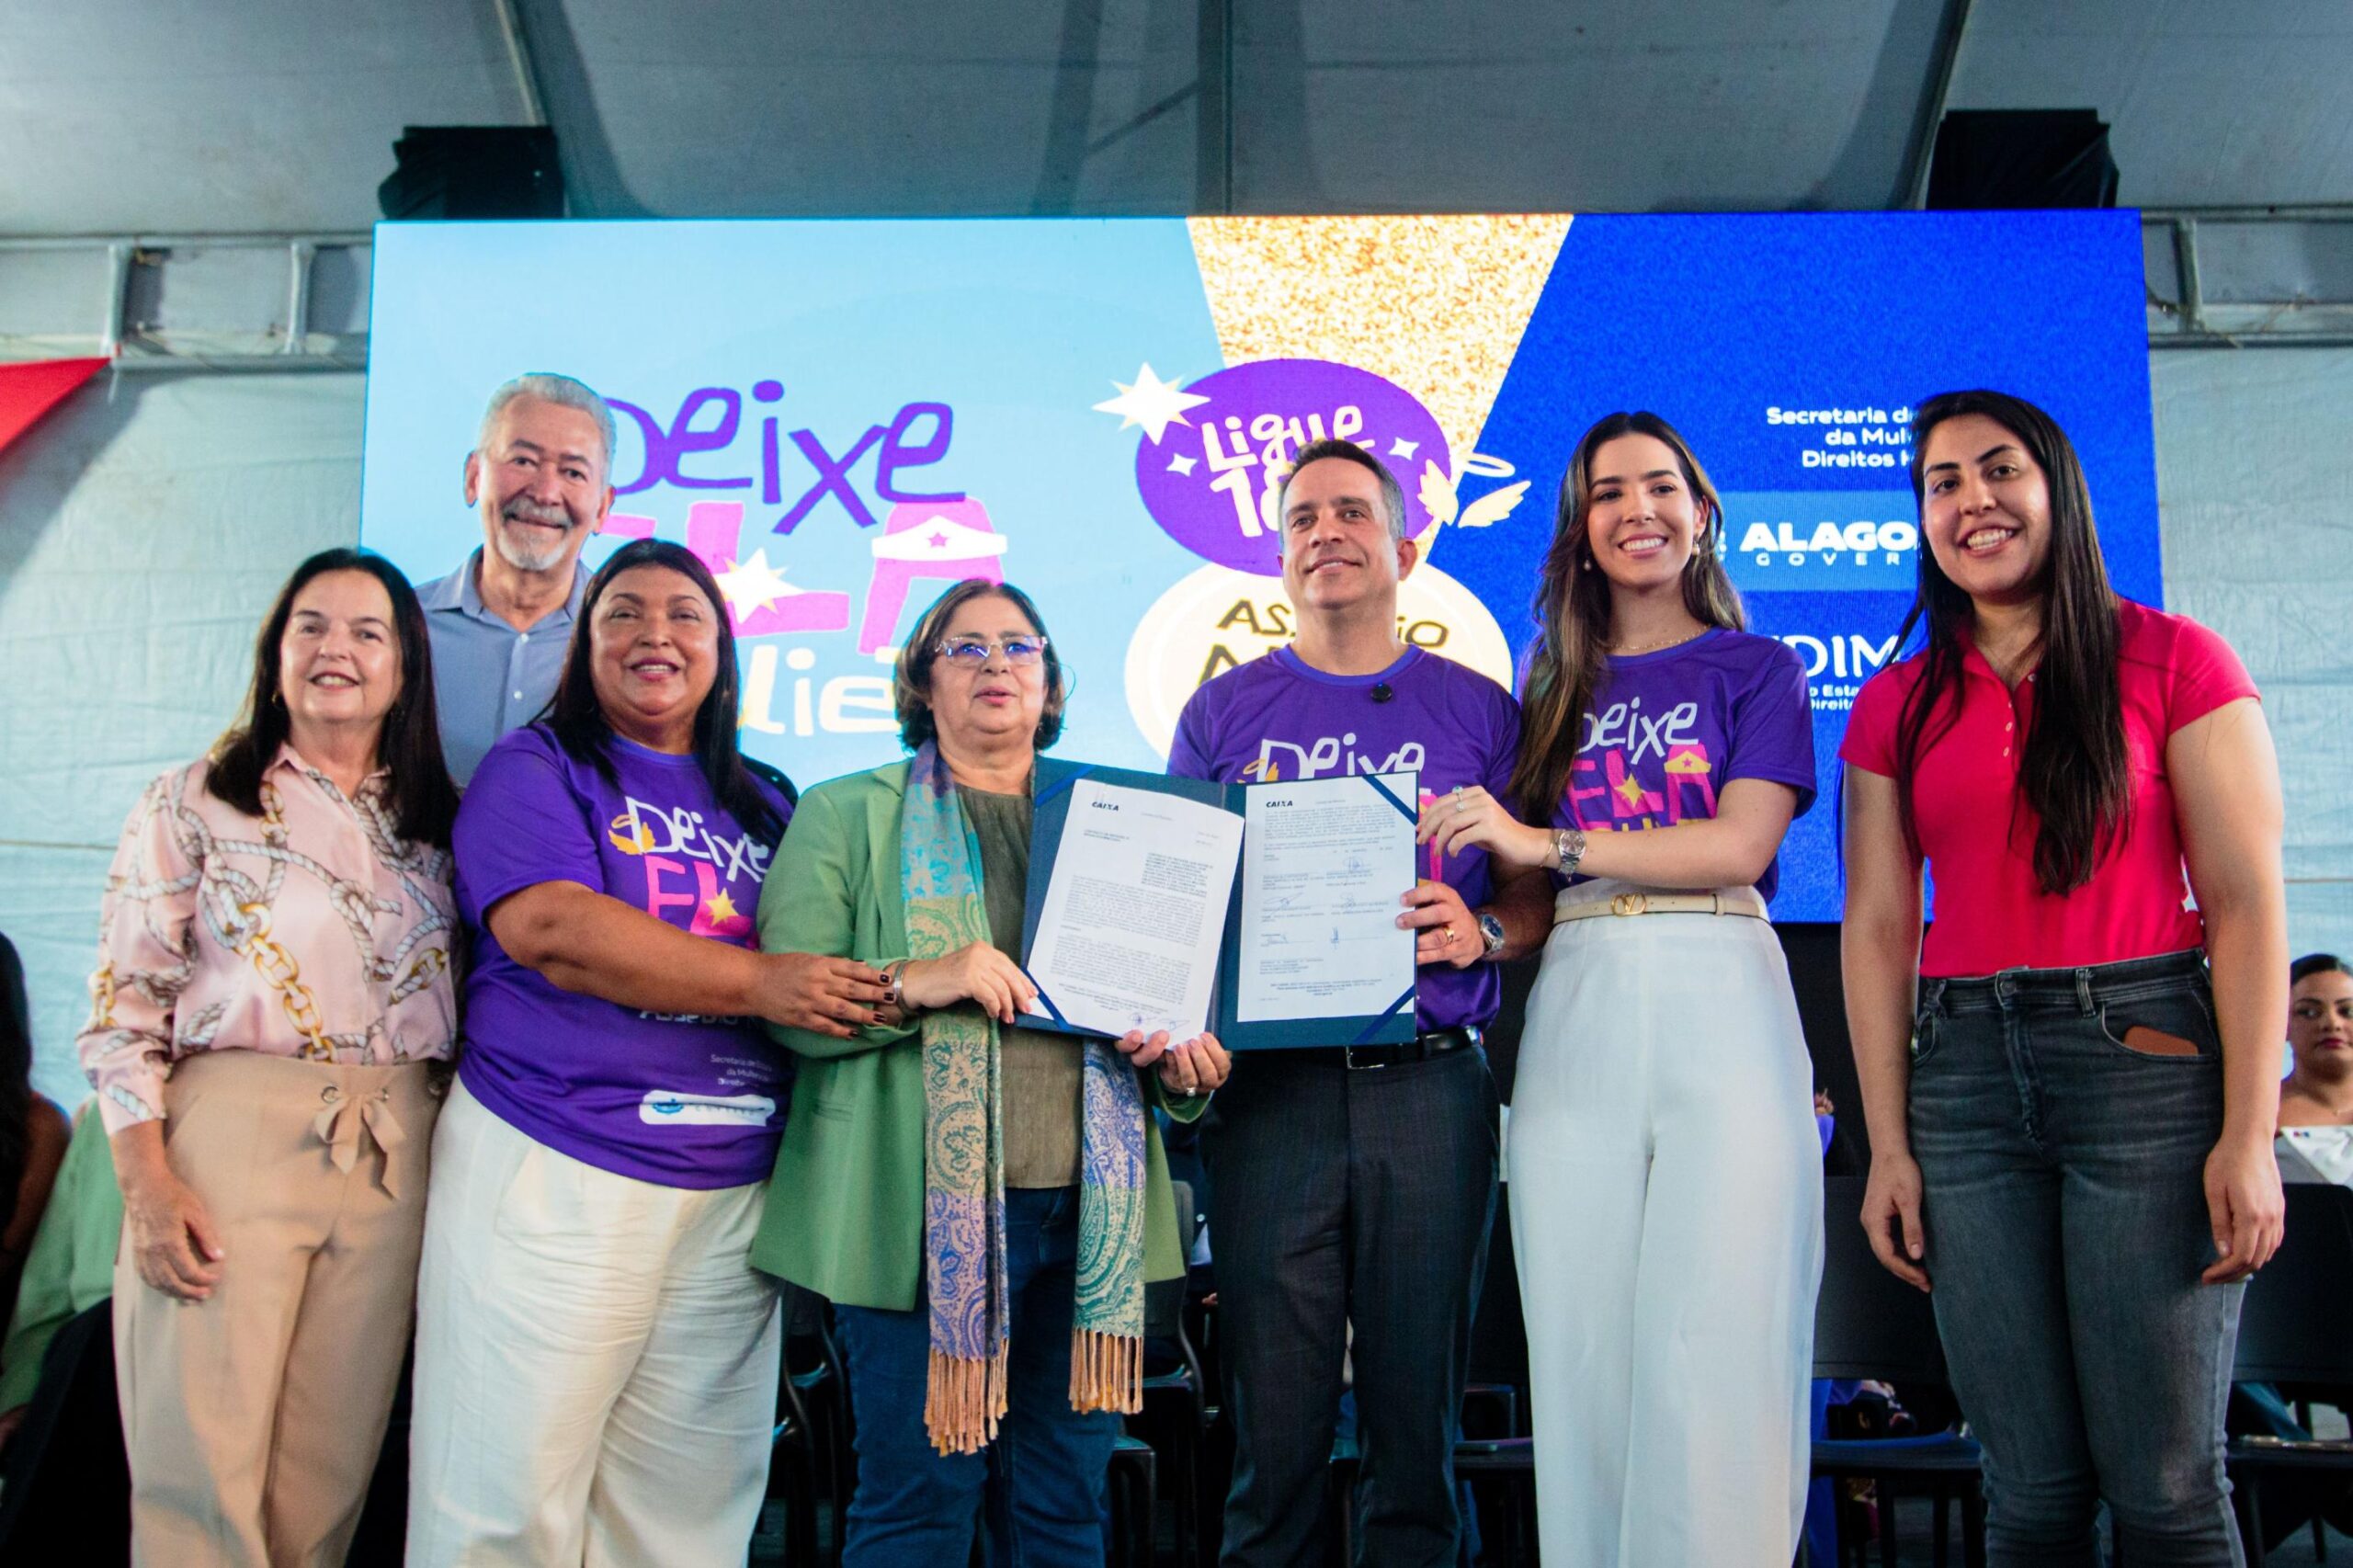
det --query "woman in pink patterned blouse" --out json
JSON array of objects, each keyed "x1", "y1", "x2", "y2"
[{"x1": 79, "y1": 547, "x2": 461, "y2": 1567}]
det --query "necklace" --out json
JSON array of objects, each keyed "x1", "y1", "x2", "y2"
[{"x1": 1606, "y1": 626, "x2": 1707, "y2": 656}]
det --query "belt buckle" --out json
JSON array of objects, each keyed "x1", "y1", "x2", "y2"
[
  {"x1": 1343, "y1": 1043, "x2": 1390, "y2": 1071},
  {"x1": 1610, "y1": 892, "x2": 1648, "y2": 916}
]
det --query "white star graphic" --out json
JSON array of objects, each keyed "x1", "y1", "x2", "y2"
[
  {"x1": 1092, "y1": 363, "x2": 1211, "y2": 446},
  {"x1": 1166, "y1": 452, "x2": 1199, "y2": 476},
  {"x1": 713, "y1": 550, "x2": 800, "y2": 617},
  {"x1": 1389, "y1": 437, "x2": 1420, "y2": 460}
]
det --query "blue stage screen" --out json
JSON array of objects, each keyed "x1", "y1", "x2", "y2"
[{"x1": 360, "y1": 210, "x2": 2156, "y2": 922}]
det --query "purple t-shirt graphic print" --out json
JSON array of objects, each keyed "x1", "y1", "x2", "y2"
[
  {"x1": 1167, "y1": 645, "x2": 1521, "y2": 1034},
  {"x1": 453, "y1": 724, "x2": 794, "y2": 1188},
  {"x1": 1548, "y1": 628, "x2": 1815, "y2": 903}
]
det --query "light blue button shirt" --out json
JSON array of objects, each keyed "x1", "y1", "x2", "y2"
[{"x1": 417, "y1": 549, "x2": 586, "y2": 785}]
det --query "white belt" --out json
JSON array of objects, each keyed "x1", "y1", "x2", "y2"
[{"x1": 1553, "y1": 886, "x2": 1768, "y2": 924}]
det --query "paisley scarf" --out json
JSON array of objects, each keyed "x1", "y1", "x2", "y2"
[{"x1": 901, "y1": 743, "x2": 1150, "y2": 1454}]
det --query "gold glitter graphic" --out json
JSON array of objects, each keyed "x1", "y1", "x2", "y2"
[{"x1": 1186, "y1": 214, "x2": 1572, "y2": 471}]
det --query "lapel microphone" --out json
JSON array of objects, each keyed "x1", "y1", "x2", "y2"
[{"x1": 1370, "y1": 683, "x2": 1393, "y2": 703}]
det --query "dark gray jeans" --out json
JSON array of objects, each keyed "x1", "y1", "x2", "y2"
[
  {"x1": 1910, "y1": 949, "x2": 2245, "y2": 1567},
  {"x1": 1201, "y1": 1046, "x2": 1498, "y2": 1568}
]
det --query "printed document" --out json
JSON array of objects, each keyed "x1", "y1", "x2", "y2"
[
  {"x1": 1235, "y1": 772, "x2": 1417, "y2": 1024},
  {"x1": 1025, "y1": 779, "x2": 1244, "y2": 1037}
]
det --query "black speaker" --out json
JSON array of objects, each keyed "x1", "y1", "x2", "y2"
[
  {"x1": 378, "y1": 125, "x2": 563, "y2": 220},
  {"x1": 1926, "y1": 108, "x2": 2118, "y2": 209}
]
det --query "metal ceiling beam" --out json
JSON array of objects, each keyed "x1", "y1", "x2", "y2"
[
  {"x1": 9, "y1": 207, "x2": 2351, "y2": 370},
  {"x1": 2143, "y1": 206, "x2": 2353, "y2": 349},
  {"x1": 488, "y1": 0, "x2": 550, "y2": 128},
  {"x1": 0, "y1": 233, "x2": 370, "y2": 370},
  {"x1": 1196, "y1": 0, "x2": 1234, "y2": 215},
  {"x1": 1900, "y1": 0, "x2": 1973, "y2": 209}
]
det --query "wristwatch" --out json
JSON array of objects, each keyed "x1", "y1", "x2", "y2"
[{"x1": 1476, "y1": 911, "x2": 1507, "y2": 961}]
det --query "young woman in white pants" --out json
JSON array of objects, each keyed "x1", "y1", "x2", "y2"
[{"x1": 1422, "y1": 411, "x2": 1824, "y2": 1566}]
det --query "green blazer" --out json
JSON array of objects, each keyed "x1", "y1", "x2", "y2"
[{"x1": 750, "y1": 758, "x2": 1204, "y2": 1311}]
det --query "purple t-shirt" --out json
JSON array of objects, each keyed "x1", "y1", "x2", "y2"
[
  {"x1": 454, "y1": 724, "x2": 793, "y2": 1188},
  {"x1": 1549, "y1": 628, "x2": 1815, "y2": 903},
  {"x1": 1168, "y1": 645, "x2": 1520, "y2": 1034}
]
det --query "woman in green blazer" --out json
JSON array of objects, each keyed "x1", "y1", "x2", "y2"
[{"x1": 752, "y1": 577, "x2": 1226, "y2": 1566}]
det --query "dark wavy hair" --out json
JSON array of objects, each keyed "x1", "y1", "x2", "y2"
[
  {"x1": 206, "y1": 549, "x2": 460, "y2": 847},
  {"x1": 1887, "y1": 390, "x2": 2127, "y2": 895},
  {"x1": 2293, "y1": 953, "x2": 2351, "y2": 988},
  {"x1": 0, "y1": 934, "x2": 31, "y2": 1231},
  {"x1": 892, "y1": 579, "x2": 1068, "y2": 752},
  {"x1": 543, "y1": 538, "x2": 784, "y2": 846},
  {"x1": 1510, "y1": 411, "x2": 1745, "y2": 820}
]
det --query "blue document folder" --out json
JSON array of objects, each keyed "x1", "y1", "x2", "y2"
[{"x1": 1016, "y1": 758, "x2": 1419, "y2": 1050}]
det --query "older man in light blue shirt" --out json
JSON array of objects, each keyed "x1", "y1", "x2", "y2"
[{"x1": 417, "y1": 373, "x2": 617, "y2": 783}]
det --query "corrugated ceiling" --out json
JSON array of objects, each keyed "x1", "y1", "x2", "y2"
[{"x1": 0, "y1": 0, "x2": 2343, "y2": 234}]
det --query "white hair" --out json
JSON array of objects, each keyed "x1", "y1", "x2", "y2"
[{"x1": 476, "y1": 372, "x2": 618, "y2": 479}]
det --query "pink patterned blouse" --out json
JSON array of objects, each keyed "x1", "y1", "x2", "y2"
[{"x1": 79, "y1": 746, "x2": 460, "y2": 1134}]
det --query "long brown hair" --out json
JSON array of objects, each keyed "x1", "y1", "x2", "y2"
[
  {"x1": 0, "y1": 935, "x2": 32, "y2": 1233},
  {"x1": 1510, "y1": 412, "x2": 1745, "y2": 821},
  {"x1": 544, "y1": 539, "x2": 785, "y2": 846},
  {"x1": 1890, "y1": 390, "x2": 2126, "y2": 894},
  {"x1": 207, "y1": 548, "x2": 460, "y2": 847}
]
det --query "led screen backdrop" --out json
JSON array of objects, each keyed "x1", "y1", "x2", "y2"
[{"x1": 359, "y1": 210, "x2": 2158, "y2": 921}]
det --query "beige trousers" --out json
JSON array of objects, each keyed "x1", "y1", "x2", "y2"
[{"x1": 114, "y1": 1049, "x2": 443, "y2": 1568}]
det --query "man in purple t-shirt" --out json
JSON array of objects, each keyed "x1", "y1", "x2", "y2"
[{"x1": 1167, "y1": 437, "x2": 1548, "y2": 1568}]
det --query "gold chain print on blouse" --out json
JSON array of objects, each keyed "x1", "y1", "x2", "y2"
[{"x1": 81, "y1": 756, "x2": 459, "y2": 1126}]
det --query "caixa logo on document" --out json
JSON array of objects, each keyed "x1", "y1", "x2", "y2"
[{"x1": 1719, "y1": 491, "x2": 1920, "y2": 592}]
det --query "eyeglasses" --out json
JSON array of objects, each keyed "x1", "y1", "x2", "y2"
[{"x1": 933, "y1": 635, "x2": 1049, "y2": 667}]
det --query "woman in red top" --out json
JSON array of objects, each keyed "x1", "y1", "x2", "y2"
[{"x1": 1841, "y1": 390, "x2": 2287, "y2": 1565}]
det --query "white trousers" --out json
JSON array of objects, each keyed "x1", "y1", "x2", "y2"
[
  {"x1": 1509, "y1": 893, "x2": 1824, "y2": 1568},
  {"x1": 404, "y1": 1080, "x2": 781, "y2": 1567}
]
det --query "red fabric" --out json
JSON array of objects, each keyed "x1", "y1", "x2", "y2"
[
  {"x1": 1840, "y1": 598, "x2": 2260, "y2": 977},
  {"x1": 0, "y1": 357, "x2": 107, "y2": 459}
]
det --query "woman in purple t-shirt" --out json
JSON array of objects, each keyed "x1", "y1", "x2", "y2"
[
  {"x1": 407, "y1": 540, "x2": 892, "y2": 1567},
  {"x1": 1421, "y1": 412, "x2": 1824, "y2": 1566}
]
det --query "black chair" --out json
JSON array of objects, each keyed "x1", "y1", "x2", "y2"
[
  {"x1": 2228, "y1": 1184, "x2": 2353, "y2": 1568},
  {"x1": 1133, "y1": 1179, "x2": 1210, "y2": 1568},
  {"x1": 1106, "y1": 1434, "x2": 1158, "y2": 1568},
  {"x1": 0, "y1": 1299, "x2": 130, "y2": 1562},
  {"x1": 1329, "y1": 1414, "x2": 1539, "y2": 1565},
  {"x1": 1812, "y1": 1176, "x2": 1984, "y2": 1568},
  {"x1": 807, "y1": 1296, "x2": 859, "y2": 1566},
  {"x1": 768, "y1": 1285, "x2": 828, "y2": 1565},
  {"x1": 1454, "y1": 1435, "x2": 1538, "y2": 1564}
]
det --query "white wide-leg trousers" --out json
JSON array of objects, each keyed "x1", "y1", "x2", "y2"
[
  {"x1": 1508, "y1": 891, "x2": 1824, "y2": 1568},
  {"x1": 405, "y1": 1079, "x2": 781, "y2": 1567}
]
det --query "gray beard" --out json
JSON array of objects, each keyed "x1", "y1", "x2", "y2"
[{"x1": 492, "y1": 517, "x2": 574, "y2": 573}]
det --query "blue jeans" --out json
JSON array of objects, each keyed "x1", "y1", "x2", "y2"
[
  {"x1": 833, "y1": 1186, "x2": 1122, "y2": 1568},
  {"x1": 1909, "y1": 950, "x2": 2245, "y2": 1567}
]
